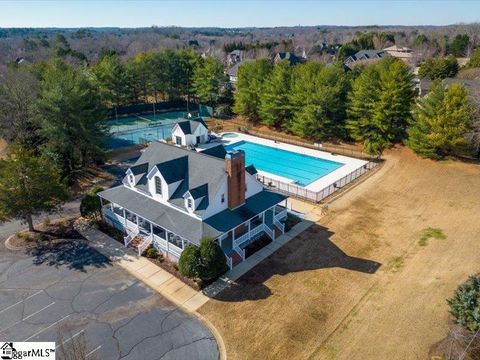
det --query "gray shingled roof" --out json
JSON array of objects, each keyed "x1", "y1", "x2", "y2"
[
  {"x1": 245, "y1": 164, "x2": 257, "y2": 175},
  {"x1": 121, "y1": 141, "x2": 226, "y2": 216},
  {"x1": 199, "y1": 144, "x2": 227, "y2": 159},
  {"x1": 98, "y1": 185, "x2": 222, "y2": 244},
  {"x1": 176, "y1": 118, "x2": 208, "y2": 135},
  {"x1": 98, "y1": 185, "x2": 286, "y2": 245}
]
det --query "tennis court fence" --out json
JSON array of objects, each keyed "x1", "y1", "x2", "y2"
[{"x1": 257, "y1": 160, "x2": 378, "y2": 203}]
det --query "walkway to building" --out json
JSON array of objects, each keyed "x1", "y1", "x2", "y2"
[{"x1": 78, "y1": 225, "x2": 210, "y2": 312}]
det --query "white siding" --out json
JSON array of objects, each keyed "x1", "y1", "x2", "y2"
[{"x1": 171, "y1": 123, "x2": 208, "y2": 146}]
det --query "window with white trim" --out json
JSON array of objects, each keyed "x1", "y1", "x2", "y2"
[
  {"x1": 187, "y1": 198, "x2": 193, "y2": 209},
  {"x1": 221, "y1": 194, "x2": 225, "y2": 203}
]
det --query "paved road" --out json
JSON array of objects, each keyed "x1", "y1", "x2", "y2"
[{"x1": 0, "y1": 238, "x2": 218, "y2": 359}]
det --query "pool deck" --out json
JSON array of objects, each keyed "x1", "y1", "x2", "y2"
[{"x1": 199, "y1": 132, "x2": 368, "y2": 192}]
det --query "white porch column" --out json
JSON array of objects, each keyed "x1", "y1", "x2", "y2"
[
  {"x1": 247, "y1": 219, "x2": 251, "y2": 238},
  {"x1": 181, "y1": 238, "x2": 185, "y2": 249},
  {"x1": 123, "y1": 208, "x2": 127, "y2": 226},
  {"x1": 110, "y1": 202, "x2": 114, "y2": 211},
  {"x1": 166, "y1": 230, "x2": 170, "y2": 254},
  {"x1": 262, "y1": 211, "x2": 265, "y2": 224},
  {"x1": 150, "y1": 222, "x2": 153, "y2": 235}
]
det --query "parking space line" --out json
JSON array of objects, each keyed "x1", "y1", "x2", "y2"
[
  {"x1": 0, "y1": 290, "x2": 43, "y2": 314},
  {"x1": 86, "y1": 345, "x2": 101, "y2": 358},
  {"x1": 24, "y1": 314, "x2": 72, "y2": 341},
  {"x1": 56, "y1": 329, "x2": 85, "y2": 349},
  {"x1": 0, "y1": 302, "x2": 55, "y2": 334}
]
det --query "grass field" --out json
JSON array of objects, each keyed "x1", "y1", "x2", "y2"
[{"x1": 198, "y1": 146, "x2": 480, "y2": 359}]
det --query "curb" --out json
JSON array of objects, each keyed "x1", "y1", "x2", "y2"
[{"x1": 78, "y1": 223, "x2": 227, "y2": 360}]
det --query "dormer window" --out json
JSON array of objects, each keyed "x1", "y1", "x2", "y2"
[
  {"x1": 221, "y1": 194, "x2": 225, "y2": 203},
  {"x1": 129, "y1": 175, "x2": 134, "y2": 185},
  {"x1": 155, "y1": 176, "x2": 162, "y2": 195},
  {"x1": 187, "y1": 198, "x2": 193, "y2": 209}
]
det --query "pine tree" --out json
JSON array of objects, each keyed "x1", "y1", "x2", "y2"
[
  {"x1": 259, "y1": 60, "x2": 293, "y2": 128},
  {"x1": 347, "y1": 58, "x2": 414, "y2": 155},
  {"x1": 233, "y1": 59, "x2": 272, "y2": 122},
  {"x1": 289, "y1": 63, "x2": 349, "y2": 140},
  {"x1": 35, "y1": 59, "x2": 108, "y2": 179},
  {"x1": 407, "y1": 81, "x2": 473, "y2": 159},
  {"x1": 0, "y1": 145, "x2": 68, "y2": 231},
  {"x1": 192, "y1": 56, "x2": 225, "y2": 106}
]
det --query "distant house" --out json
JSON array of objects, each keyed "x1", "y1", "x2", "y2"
[
  {"x1": 273, "y1": 52, "x2": 306, "y2": 66},
  {"x1": 171, "y1": 118, "x2": 209, "y2": 147},
  {"x1": 383, "y1": 45, "x2": 413, "y2": 61},
  {"x1": 98, "y1": 141, "x2": 288, "y2": 268},
  {"x1": 226, "y1": 59, "x2": 253, "y2": 83},
  {"x1": 227, "y1": 50, "x2": 244, "y2": 67},
  {"x1": 344, "y1": 50, "x2": 387, "y2": 69}
]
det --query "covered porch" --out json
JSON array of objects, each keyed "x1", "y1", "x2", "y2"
[
  {"x1": 214, "y1": 198, "x2": 288, "y2": 267},
  {"x1": 99, "y1": 198, "x2": 188, "y2": 260}
]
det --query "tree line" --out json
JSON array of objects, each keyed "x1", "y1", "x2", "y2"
[
  {"x1": 234, "y1": 57, "x2": 479, "y2": 158},
  {"x1": 0, "y1": 49, "x2": 229, "y2": 230}
]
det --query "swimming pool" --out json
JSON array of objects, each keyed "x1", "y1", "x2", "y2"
[
  {"x1": 225, "y1": 140, "x2": 344, "y2": 186},
  {"x1": 106, "y1": 111, "x2": 187, "y2": 148}
]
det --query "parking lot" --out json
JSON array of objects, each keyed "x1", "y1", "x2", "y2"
[{"x1": 0, "y1": 239, "x2": 218, "y2": 359}]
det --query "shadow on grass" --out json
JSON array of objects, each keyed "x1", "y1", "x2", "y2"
[
  {"x1": 212, "y1": 223, "x2": 381, "y2": 302},
  {"x1": 28, "y1": 239, "x2": 112, "y2": 272}
]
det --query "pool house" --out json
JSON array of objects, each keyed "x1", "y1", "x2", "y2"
[{"x1": 98, "y1": 141, "x2": 288, "y2": 269}]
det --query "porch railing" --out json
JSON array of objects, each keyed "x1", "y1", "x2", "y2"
[
  {"x1": 225, "y1": 254, "x2": 233, "y2": 270},
  {"x1": 275, "y1": 208, "x2": 288, "y2": 220},
  {"x1": 137, "y1": 233, "x2": 153, "y2": 256},
  {"x1": 264, "y1": 224, "x2": 275, "y2": 241},
  {"x1": 124, "y1": 226, "x2": 139, "y2": 247},
  {"x1": 273, "y1": 217, "x2": 285, "y2": 233},
  {"x1": 233, "y1": 232, "x2": 250, "y2": 249},
  {"x1": 233, "y1": 243, "x2": 245, "y2": 261},
  {"x1": 250, "y1": 224, "x2": 264, "y2": 239}
]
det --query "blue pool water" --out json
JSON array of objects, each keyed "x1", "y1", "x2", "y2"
[{"x1": 225, "y1": 141, "x2": 343, "y2": 186}]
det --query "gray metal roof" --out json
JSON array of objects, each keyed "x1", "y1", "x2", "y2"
[{"x1": 204, "y1": 190, "x2": 287, "y2": 233}]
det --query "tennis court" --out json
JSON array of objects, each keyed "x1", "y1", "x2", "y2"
[{"x1": 106, "y1": 111, "x2": 186, "y2": 148}]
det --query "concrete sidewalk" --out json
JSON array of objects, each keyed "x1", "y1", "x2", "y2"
[{"x1": 79, "y1": 226, "x2": 210, "y2": 312}]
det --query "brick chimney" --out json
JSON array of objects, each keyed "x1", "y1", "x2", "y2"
[{"x1": 225, "y1": 150, "x2": 246, "y2": 209}]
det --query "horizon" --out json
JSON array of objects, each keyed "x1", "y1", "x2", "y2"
[{"x1": 1, "y1": 1, "x2": 480, "y2": 28}]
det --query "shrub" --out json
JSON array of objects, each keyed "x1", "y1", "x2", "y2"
[
  {"x1": 146, "y1": 247, "x2": 158, "y2": 259},
  {"x1": 80, "y1": 185, "x2": 103, "y2": 219},
  {"x1": 198, "y1": 237, "x2": 228, "y2": 281},
  {"x1": 447, "y1": 275, "x2": 480, "y2": 332},
  {"x1": 178, "y1": 245, "x2": 201, "y2": 279}
]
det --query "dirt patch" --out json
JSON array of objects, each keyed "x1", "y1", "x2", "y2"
[
  {"x1": 7, "y1": 216, "x2": 82, "y2": 250},
  {"x1": 198, "y1": 146, "x2": 480, "y2": 360},
  {"x1": 0, "y1": 138, "x2": 7, "y2": 158}
]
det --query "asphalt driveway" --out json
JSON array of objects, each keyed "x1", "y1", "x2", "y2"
[{"x1": 0, "y1": 239, "x2": 218, "y2": 360}]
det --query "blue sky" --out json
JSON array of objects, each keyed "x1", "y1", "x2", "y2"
[{"x1": 1, "y1": 1, "x2": 479, "y2": 28}]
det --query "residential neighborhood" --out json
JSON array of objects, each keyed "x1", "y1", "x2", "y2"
[{"x1": 0, "y1": 1, "x2": 480, "y2": 360}]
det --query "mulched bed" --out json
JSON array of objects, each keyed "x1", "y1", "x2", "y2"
[
  {"x1": 244, "y1": 235, "x2": 272, "y2": 258},
  {"x1": 144, "y1": 246, "x2": 202, "y2": 290},
  {"x1": 96, "y1": 220, "x2": 125, "y2": 244},
  {"x1": 284, "y1": 213, "x2": 302, "y2": 232},
  {"x1": 8, "y1": 216, "x2": 83, "y2": 249}
]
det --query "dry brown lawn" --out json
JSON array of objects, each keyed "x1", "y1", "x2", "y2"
[{"x1": 198, "y1": 146, "x2": 480, "y2": 360}]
